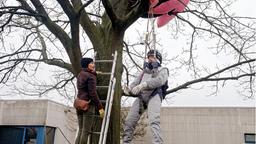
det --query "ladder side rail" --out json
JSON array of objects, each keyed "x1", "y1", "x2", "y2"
[
  {"x1": 98, "y1": 79, "x2": 113, "y2": 144},
  {"x1": 102, "y1": 50, "x2": 117, "y2": 125},
  {"x1": 100, "y1": 51, "x2": 117, "y2": 143},
  {"x1": 110, "y1": 51, "x2": 117, "y2": 80},
  {"x1": 102, "y1": 78, "x2": 116, "y2": 144},
  {"x1": 98, "y1": 51, "x2": 118, "y2": 144},
  {"x1": 109, "y1": 51, "x2": 117, "y2": 81}
]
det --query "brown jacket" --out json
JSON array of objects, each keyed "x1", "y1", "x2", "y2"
[{"x1": 77, "y1": 68, "x2": 103, "y2": 110}]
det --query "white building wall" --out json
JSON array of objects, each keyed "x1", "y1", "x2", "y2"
[
  {"x1": 133, "y1": 107, "x2": 255, "y2": 144},
  {"x1": 0, "y1": 100, "x2": 48, "y2": 125},
  {"x1": 46, "y1": 100, "x2": 77, "y2": 144},
  {"x1": 1, "y1": 100, "x2": 254, "y2": 144}
]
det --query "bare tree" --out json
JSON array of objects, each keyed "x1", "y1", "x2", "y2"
[{"x1": 0, "y1": 0, "x2": 255, "y2": 143}]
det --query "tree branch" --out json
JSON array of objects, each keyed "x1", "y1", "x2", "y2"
[
  {"x1": 166, "y1": 59, "x2": 256, "y2": 94},
  {"x1": 101, "y1": 0, "x2": 118, "y2": 25},
  {"x1": 79, "y1": 0, "x2": 104, "y2": 50},
  {"x1": 35, "y1": 26, "x2": 73, "y2": 72},
  {"x1": 56, "y1": 0, "x2": 77, "y2": 18},
  {"x1": 0, "y1": 61, "x2": 22, "y2": 83},
  {"x1": 78, "y1": 0, "x2": 94, "y2": 15},
  {"x1": 122, "y1": 0, "x2": 149, "y2": 29},
  {"x1": 123, "y1": 41, "x2": 143, "y2": 70},
  {"x1": 28, "y1": 0, "x2": 73, "y2": 58}
]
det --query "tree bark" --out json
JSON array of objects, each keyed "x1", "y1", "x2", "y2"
[{"x1": 95, "y1": 22, "x2": 124, "y2": 143}]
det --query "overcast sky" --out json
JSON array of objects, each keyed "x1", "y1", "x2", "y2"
[
  {"x1": 122, "y1": 0, "x2": 256, "y2": 107},
  {"x1": 170, "y1": 0, "x2": 255, "y2": 107}
]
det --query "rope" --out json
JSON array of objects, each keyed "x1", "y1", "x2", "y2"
[{"x1": 144, "y1": 2, "x2": 157, "y2": 61}]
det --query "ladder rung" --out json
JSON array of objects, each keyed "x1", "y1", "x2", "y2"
[
  {"x1": 82, "y1": 114, "x2": 101, "y2": 118},
  {"x1": 95, "y1": 60, "x2": 113, "y2": 62},
  {"x1": 90, "y1": 131, "x2": 101, "y2": 135},
  {"x1": 98, "y1": 72, "x2": 111, "y2": 75},
  {"x1": 96, "y1": 86, "x2": 109, "y2": 88},
  {"x1": 100, "y1": 100, "x2": 106, "y2": 103}
]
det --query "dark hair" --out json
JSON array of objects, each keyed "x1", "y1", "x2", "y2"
[{"x1": 80, "y1": 58, "x2": 93, "y2": 68}]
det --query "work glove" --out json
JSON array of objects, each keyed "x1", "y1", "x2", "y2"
[
  {"x1": 123, "y1": 86, "x2": 131, "y2": 95},
  {"x1": 99, "y1": 108, "x2": 105, "y2": 119},
  {"x1": 131, "y1": 82, "x2": 147, "y2": 95}
]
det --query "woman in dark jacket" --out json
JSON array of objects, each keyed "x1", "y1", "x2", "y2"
[{"x1": 75, "y1": 58, "x2": 104, "y2": 144}]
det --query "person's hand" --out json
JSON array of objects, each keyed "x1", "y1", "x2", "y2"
[
  {"x1": 131, "y1": 82, "x2": 147, "y2": 95},
  {"x1": 123, "y1": 86, "x2": 131, "y2": 95},
  {"x1": 99, "y1": 108, "x2": 105, "y2": 119}
]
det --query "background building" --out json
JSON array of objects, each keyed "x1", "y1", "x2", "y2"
[
  {"x1": 0, "y1": 100, "x2": 255, "y2": 144},
  {"x1": 0, "y1": 99, "x2": 77, "y2": 144},
  {"x1": 133, "y1": 107, "x2": 256, "y2": 144}
]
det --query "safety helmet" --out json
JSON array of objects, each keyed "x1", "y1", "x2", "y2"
[{"x1": 147, "y1": 49, "x2": 162, "y2": 64}]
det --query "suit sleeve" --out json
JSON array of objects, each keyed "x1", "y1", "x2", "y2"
[
  {"x1": 144, "y1": 68, "x2": 168, "y2": 89},
  {"x1": 130, "y1": 71, "x2": 144, "y2": 90}
]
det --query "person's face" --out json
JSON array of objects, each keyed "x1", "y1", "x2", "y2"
[
  {"x1": 148, "y1": 55, "x2": 157, "y2": 63},
  {"x1": 88, "y1": 62, "x2": 95, "y2": 71}
]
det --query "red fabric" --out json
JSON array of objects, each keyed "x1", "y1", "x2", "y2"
[
  {"x1": 148, "y1": 0, "x2": 190, "y2": 27},
  {"x1": 153, "y1": 0, "x2": 189, "y2": 14},
  {"x1": 150, "y1": 0, "x2": 159, "y2": 7},
  {"x1": 157, "y1": 14, "x2": 175, "y2": 27}
]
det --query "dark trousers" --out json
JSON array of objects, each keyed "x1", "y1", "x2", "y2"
[{"x1": 75, "y1": 105, "x2": 101, "y2": 144}]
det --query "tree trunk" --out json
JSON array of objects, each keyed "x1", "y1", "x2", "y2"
[{"x1": 95, "y1": 23, "x2": 124, "y2": 144}]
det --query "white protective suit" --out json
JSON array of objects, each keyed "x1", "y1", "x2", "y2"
[{"x1": 123, "y1": 66, "x2": 169, "y2": 144}]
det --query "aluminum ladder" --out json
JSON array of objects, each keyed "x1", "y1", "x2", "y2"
[{"x1": 94, "y1": 51, "x2": 117, "y2": 144}]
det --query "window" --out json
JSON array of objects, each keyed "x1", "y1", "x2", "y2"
[
  {"x1": 24, "y1": 127, "x2": 38, "y2": 144},
  {"x1": 0, "y1": 126, "x2": 55, "y2": 144},
  {"x1": 0, "y1": 127, "x2": 24, "y2": 144},
  {"x1": 245, "y1": 133, "x2": 256, "y2": 144},
  {"x1": 45, "y1": 127, "x2": 55, "y2": 144}
]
